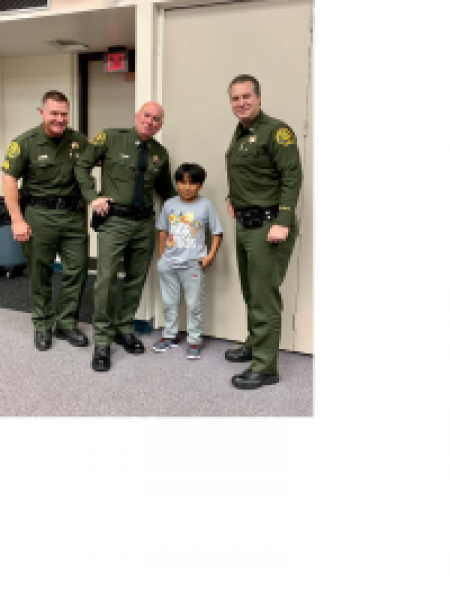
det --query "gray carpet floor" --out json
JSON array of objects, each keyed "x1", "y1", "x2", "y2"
[
  {"x1": 0, "y1": 307, "x2": 313, "y2": 417},
  {"x1": 0, "y1": 270, "x2": 102, "y2": 324}
]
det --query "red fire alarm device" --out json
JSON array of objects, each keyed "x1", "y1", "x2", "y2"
[{"x1": 104, "y1": 46, "x2": 129, "y2": 73}]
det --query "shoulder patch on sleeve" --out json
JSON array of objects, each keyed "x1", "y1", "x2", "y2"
[
  {"x1": 91, "y1": 131, "x2": 106, "y2": 146},
  {"x1": 7, "y1": 141, "x2": 20, "y2": 158},
  {"x1": 275, "y1": 127, "x2": 295, "y2": 146},
  {"x1": 2, "y1": 159, "x2": 9, "y2": 171}
]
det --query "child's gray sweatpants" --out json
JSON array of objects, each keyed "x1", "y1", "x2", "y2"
[{"x1": 157, "y1": 257, "x2": 205, "y2": 344}]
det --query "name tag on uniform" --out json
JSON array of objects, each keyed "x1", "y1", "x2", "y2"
[
  {"x1": 38, "y1": 155, "x2": 48, "y2": 160},
  {"x1": 249, "y1": 136, "x2": 257, "y2": 143},
  {"x1": 120, "y1": 154, "x2": 130, "y2": 159}
]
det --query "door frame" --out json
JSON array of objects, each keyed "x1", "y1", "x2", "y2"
[{"x1": 78, "y1": 50, "x2": 136, "y2": 137}]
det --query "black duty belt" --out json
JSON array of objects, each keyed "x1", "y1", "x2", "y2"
[
  {"x1": 110, "y1": 203, "x2": 154, "y2": 221},
  {"x1": 29, "y1": 195, "x2": 84, "y2": 211},
  {"x1": 235, "y1": 205, "x2": 279, "y2": 229}
]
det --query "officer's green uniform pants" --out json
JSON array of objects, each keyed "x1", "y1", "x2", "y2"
[
  {"x1": 94, "y1": 215, "x2": 155, "y2": 346},
  {"x1": 21, "y1": 206, "x2": 88, "y2": 331},
  {"x1": 236, "y1": 215, "x2": 297, "y2": 375}
]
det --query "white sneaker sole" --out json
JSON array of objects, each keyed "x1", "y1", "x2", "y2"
[{"x1": 152, "y1": 343, "x2": 180, "y2": 353}]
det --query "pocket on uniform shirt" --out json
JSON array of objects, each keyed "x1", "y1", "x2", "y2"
[
  {"x1": 108, "y1": 156, "x2": 135, "y2": 181},
  {"x1": 32, "y1": 157, "x2": 58, "y2": 180},
  {"x1": 240, "y1": 146, "x2": 269, "y2": 161},
  {"x1": 144, "y1": 162, "x2": 161, "y2": 186}
]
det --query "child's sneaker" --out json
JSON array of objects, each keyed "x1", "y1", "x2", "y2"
[
  {"x1": 152, "y1": 335, "x2": 181, "y2": 352},
  {"x1": 187, "y1": 344, "x2": 201, "y2": 359}
]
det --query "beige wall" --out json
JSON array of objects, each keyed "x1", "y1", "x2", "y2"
[
  {"x1": 0, "y1": 54, "x2": 72, "y2": 194},
  {"x1": 3, "y1": 54, "x2": 72, "y2": 140}
]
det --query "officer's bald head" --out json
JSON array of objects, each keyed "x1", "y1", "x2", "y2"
[{"x1": 135, "y1": 102, "x2": 164, "y2": 141}]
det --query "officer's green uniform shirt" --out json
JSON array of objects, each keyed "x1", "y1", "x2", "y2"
[
  {"x1": 75, "y1": 128, "x2": 177, "y2": 205},
  {"x1": 226, "y1": 110, "x2": 302, "y2": 228},
  {"x1": 2, "y1": 125, "x2": 88, "y2": 196}
]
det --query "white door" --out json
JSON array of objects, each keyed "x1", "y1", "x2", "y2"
[
  {"x1": 295, "y1": 39, "x2": 314, "y2": 354},
  {"x1": 160, "y1": 0, "x2": 313, "y2": 353}
]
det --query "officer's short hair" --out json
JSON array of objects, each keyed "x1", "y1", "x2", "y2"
[
  {"x1": 174, "y1": 163, "x2": 207, "y2": 185},
  {"x1": 228, "y1": 75, "x2": 261, "y2": 97},
  {"x1": 42, "y1": 90, "x2": 70, "y2": 107}
]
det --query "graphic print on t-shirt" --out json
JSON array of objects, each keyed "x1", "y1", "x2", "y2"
[{"x1": 167, "y1": 211, "x2": 201, "y2": 249}]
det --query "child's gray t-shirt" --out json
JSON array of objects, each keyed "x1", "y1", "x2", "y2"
[{"x1": 156, "y1": 196, "x2": 223, "y2": 268}]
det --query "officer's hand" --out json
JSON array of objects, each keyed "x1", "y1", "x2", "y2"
[
  {"x1": 92, "y1": 196, "x2": 114, "y2": 216},
  {"x1": 226, "y1": 197, "x2": 235, "y2": 219},
  {"x1": 267, "y1": 224, "x2": 289, "y2": 243},
  {"x1": 12, "y1": 220, "x2": 32, "y2": 242}
]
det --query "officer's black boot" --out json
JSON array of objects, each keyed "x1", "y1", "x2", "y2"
[
  {"x1": 55, "y1": 327, "x2": 89, "y2": 347},
  {"x1": 34, "y1": 329, "x2": 52, "y2": 351},
  {"x1": 232, "y1": 368, "x2": 279, "y2": 390},
  {"x1": 92, "y1": 345, "x2": 111, "y2": 372},
  {"x1": 114, "y1": 331, "x2": 145, "y2": 354},
  {"x1": 225, "y1": 345, "x2": 252, "y2": 363}
]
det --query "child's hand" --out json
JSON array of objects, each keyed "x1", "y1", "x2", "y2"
[{"x1": 199, "y1": 254, "x2": 214, "y2": 269}]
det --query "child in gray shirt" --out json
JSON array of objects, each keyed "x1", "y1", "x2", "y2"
[{"x1": 153, "y1": 163, "x2": 223, "y2": 359}]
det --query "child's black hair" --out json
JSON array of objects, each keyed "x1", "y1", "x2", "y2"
[{"x1": 174, "y1": 163, "x2": 207, "y2": 185}]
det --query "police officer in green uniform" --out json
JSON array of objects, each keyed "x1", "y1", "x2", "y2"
[
  {"x1": 224, "y1": 75, "x2": 302, "y2": 390},
  {"x1": 1, "y1": 90, "x2": 89, "y2": 351},
  {"x1": 75, "y1": 101, "x2": 177, "y2": 372}
]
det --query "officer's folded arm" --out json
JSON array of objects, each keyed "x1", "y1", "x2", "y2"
[{"x1": 2, "y1": 172, "x2": 32, "y2": 241}]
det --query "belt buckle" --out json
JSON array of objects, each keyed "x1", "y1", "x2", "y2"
[{"x1": 56, "y1": 197, "x2": 65, "y2": 209}]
